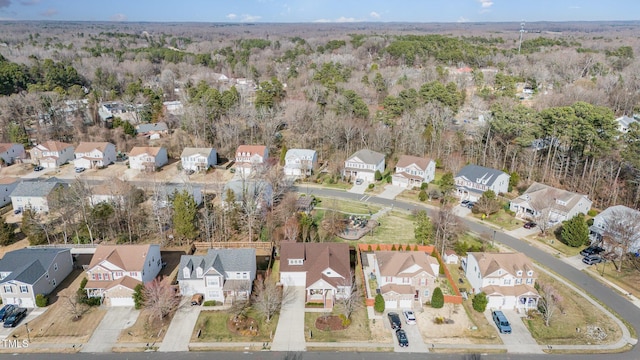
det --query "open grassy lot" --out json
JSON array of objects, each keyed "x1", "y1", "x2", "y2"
[
  {"x1": 316, "y1": 197, "x2": 381, "y2": 215},
  {"x1": 526, "y1": 231, "x2": 582, "y2": 257},
  {"x1": 358, "y1": 210, "x2": 416, "y2": 244},
  {"x1": 191, "y1": 308, "x2": 278, "y2": 342},
  {"x1": 304, "y1": 305, "x2": 372, "y2": 342},
  {"x1": 524, "y1": 271, "x2": 622, "y2": 345},
  {"x1": 478, "y1": 210, "x2": 525, "y2": 231}
]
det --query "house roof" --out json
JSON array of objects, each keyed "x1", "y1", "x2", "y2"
[
  {"x1": 11, "y1": 180, "x2": 62, "y2": 197},
  {"x1": 105, "y1": 276, "x2": 141, "y2": 291},
  {"x1": 180, "y1": 147, "x2": 215, "y2": 158},
  {"x1": 221, "y1": 179, "x2": 271, "y2": 203},
  {"x1": 375, "y1": 251, "x2": 439, "y2": 278},
  {"x1": 0, "y1": 143, "x2": 19, "y2": 153},
  {"x1": 177, "y1": 248, "x2": 256, "y2": 281},
  {"x1": 279, "y1": 243, "x2": 351, "y2": 288},
  {"x1": 35, "y1": 141, "x2": 73, "y2": 152},
  {"x1": 0, "y1": 248, "x2": 70, "y2": 285},
  {"x1": 236, "y1": 145, "x2": 267, "y2": 156},
  {"x1": 129, "y1": 146, "x2": 164, "y2": 157},
  {"x1": 88, "y1": 244, "x2": 158, "y2": 271},
  {"x1": 136, "y1": 122, "x2": 168, "y2": 133},
  {"x1": 90, "y1": 179, "x2": 131, "y2": 196},
  {"x1": 616, "y1": 115, "x2": 637, "y2": 128},
  {"x1": 0, "y1": 177, "x2": 18, "y2": 185},
  {"x1": 396, "y1": 155, "x2": 432, "y2": 171},
  {"x1": 482, "y1": 284, "x2": 539, "y2": 298},
  {"x1": 595, "y1": 205, "x2": 640, "y2": 222},
  {"x1": 455, "y1": 165, "x2": 507, "y2": 188},
  {"x1": 346, "y1": 149, "x2": 384, "y2": 165},
  {"x1": 468, "y1": 252, "x2": 534, "y2": 278},
  {"x1": 380, "y1": 283, "x2": 413, "y2": 295},
  {"x1": 285, "y1": 149, "x2": 316, "y2": 161},
  {"x1": 512, "y1": 182, "x2": 591, "y2": 215},
  {"x1": 75, "y1": 142, "x2": 113, "y2": 154}
]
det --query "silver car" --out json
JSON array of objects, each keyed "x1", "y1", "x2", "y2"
[{"x1": 403, "y1": 310, "x2": 416, "y2": 325}]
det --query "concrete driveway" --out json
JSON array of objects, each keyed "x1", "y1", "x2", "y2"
[
  {"x1": 271, "y1": 286, "x2": 305, "y2": 351},
  {"x1": 564, "y1": 254, "x2": 591, "y2": 270},
  {"x1": 159, "y1": 300, "x2": 202, "y2": 352},
  {"x1": 347, "y1": 181, "x2": 368, "y2": 194},
  {"x1": 377, "y1": 185, "x2": 404, "y2": 200},
  {"x1": 485, "y1": 309, "x2": 542, "y2": 354},
  {"x1": 0, "y1": 307, "x2": 47, "y2": 340},
  {"x1": 82, "y1": 306, "x2": 139, "y2": 353}
]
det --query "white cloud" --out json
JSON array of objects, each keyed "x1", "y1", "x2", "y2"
[
  {"x1": 226, "y1": 13, "x2": 237, "y2": 20},
  {"x1": 314, "y1": 16, "x2": 361, "y2": 23},
  {"x1": 110, "y1": 13, "x2": 127, "y2": 21},
  {"x1": 370, "y1": 11, "x2": 380, "y2": 19},
  {"x1": 478, "y1": 0, "x2": 493, "y2": 8},
  {"x1": 457, "y1": 16, "x2": 468, "y2": 23},
  {"x1": 240, "y1": 14, "x2": 261, "y2": 22}
]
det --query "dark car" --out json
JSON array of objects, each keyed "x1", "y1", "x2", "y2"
[
  {"x1": 395, "y1": 329, "x2": 409, "y2": 347},
  {"x1": 466, "y1": 202, "x2": 476, "y2": 209},
  {"x1": 387, "y1": 312, "x2": 402, "y2": 330},
  {"x1": 583, "y1": 254, "x2": 604, "y2": 265},
  {"x1": 33, "y1": 165, "x2": 44, "y2": 171},
  {"x1": 0, "y1": 304, "x2": 15, "y2": 322},
  {"x1": 523, "y1": 221, "x2": 537, "y2": 229},
  {"x1": 3, "y1": 307, "x2": 26, "y2": 328},
  {"x1": 460, "y1": 200, "x2": 471, "y2": 207},
  {"x1": 580, "y1": 246, "x2": 605, "y2": 257},
  {"x1": 13, "y1": 209, "x2": 21, "y2": 215}
]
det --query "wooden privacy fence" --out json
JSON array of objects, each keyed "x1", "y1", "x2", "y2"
[{"x1": 192, "y1": 241, "x2": 272, "y2": 251}]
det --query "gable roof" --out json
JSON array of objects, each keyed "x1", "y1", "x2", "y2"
[
  {"x1": 455, "y1": 165, "x2": 507, "y2": 187},
  {"x1": 596, "y1": 205, "x2": 640, "y2": 222},
  {"x1": 0, "y1": 248, "x2": 70, "y2": 285},
  {"x1": 279, "y1": 243, "x2": 351, "y2": 288},
  {"x1": 177, "y1": 248, "x2": 256, "y2": 281},
  {"x1": 36, "y1": 141, "x2": 73, "y2": 152},
  {"x1": 75, "y1": 142, "x2": 113, "y2": 154},
  {"x1": 89, "y1": 244, "x2": 158, "y2": 271},
  {"x1": 222, "y1": 179, "x2": 271, "y2": 203},
  {"x1": 0, "y1": 143, "x2": 20, "y2": 153},
  {"x1": 129, "y1": 146, "x2": 164, "y2": 157},
  {"x1": 285, "y1": 149, "x2": 316, "y2": 161},
  {"x1": 136, "y1": 122, "x2": 168, "y2": 133},
  {"x1": 0, "y1": 177, "x2": 18, "y2": 185},
  {"x1": 347, "y1": 149, "x2": 384, "y2": 165},
  {"x1": 237, "y1": 145, "x2": 267, "y2": 156},
  {"x1": 468, "y1": 252, "x2": 534, "y2": 278},
  {"x1": 375, "y1": 251, "x2": 438, "y2": 278},
  {"x1": 180, "y1": 147, "x2": 215, "y2": 158},
  {"x1": 616, "y1": 115, "x2": 637, "y2": 128},
  {"x1": 396, "y1": 155, "x2": 432, "y2": 171},
  {"x1": 515, "y1": 182, "x2": 591, "y2": 215},
  {"x1": 11, "y1": 180, "x2": 63, "y2": 197}
]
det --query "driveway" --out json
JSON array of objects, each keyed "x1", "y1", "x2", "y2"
[
  {"x1": 393, "y1": 315, "x2": 428, "y2": 353},
  {"x1": 347, "y1": 181, "x2": 368, "y2": 194},
  {"x1": 159, "y1": 300, "x2": 202, "y2": 352},
  {"x1": 271, "y1": 286, "x2": 305, "y2": 351},
  {"x1": 0, "y1": 307, "x2": 47, "y2": 340},
  {"x1": 485, "y1": 309, "x2": 542, "y2": 354},
  {"x1": 564, "y1": 254, "x2": 591, "y2": 270},
  {"x1": 377, "y1": 185, "x2": 404, "y2": 200},
  {"x1": 82, "y1": 306, "x2": 139, "y2": 353}
]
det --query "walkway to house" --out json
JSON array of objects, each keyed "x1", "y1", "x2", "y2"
[
  {"x1": 82, "y1": 306, "x2": 138, "y2": 353},
  {"x1": 270, "y1": 286, "x2": 306, "y2": 351}
]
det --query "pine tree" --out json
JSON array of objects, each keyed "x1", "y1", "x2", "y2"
[
  {"x1": 561, "y1": 214, "x2": 589, "y2": 247},
  {"x1": 431, "y1": 287, "x2": 444, "y2": 308},
  {"x1": 172, "y1": 190, "x2": 198, "y2": 240},
  {"x1": 374, "y1": 294, "x2": 385, "y2": 313}
]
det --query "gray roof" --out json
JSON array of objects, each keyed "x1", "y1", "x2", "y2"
[
  {"x1": 617, "y1": 116, "x2": 637, "y2": 128},
  {"x1": 180, "y1": 147, "x2": 215, "y2": 158},
  {"x1": 11, "y1": 180, "x2": 63, "y2": 197},
  {"x1": 285, "y1": 149, "x2": 316, "y2": 161},
  {"x1": 455, "y1": 165, "x2": 507, "y2": 188},
  {"x1": 0, "y1": 248, "x2": 70, "y2": 285},
  {"x1": 347, "y1": 149, "x2": 385, "y2": 165},
  {"x1": 136, "y1": 122, "x2": 168, "y2": 133},
  {"x1": 177, "y1": 248, "x2": 256, "y2": 281},
  {"x1": 222, "y1": 179, "x2": 272, "y2": 203}
]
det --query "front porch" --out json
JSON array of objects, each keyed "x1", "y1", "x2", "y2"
[{"x1": 306, "y1": 288, "x2": 334, "y2": 309}]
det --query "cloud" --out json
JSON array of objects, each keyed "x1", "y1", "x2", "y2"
[
  {"x1": 110, "y1": 13, "x2": 127, "y2": 21},
  {"x1": 20, "y1": 0, "x2": 40, "y2": 5},
  {"x1": 226, "y1": 13, "x2": 237, "y2": 20},
  {"x1": 369, "y1": 11, "x2": 380, "y2": 19},
  {"x1": 0, "y1": 0, "x2": 10, "y2": 9},
  {"x1": 240, "y1": 14, "x2": 261, "y2": 22},
  {"x1": 478, "y1": 0, "x2": 493, "y2": 8},
  {"x1": 314, "y1": 16, "x2": 359, "y2": 23},
  {"x1": 40, "y1": 8, "x2": 57, "y2": 17},
  {"x1": 457, "y1": 16, "x2": 468, "y2": 23}
]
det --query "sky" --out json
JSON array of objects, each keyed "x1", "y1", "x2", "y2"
[{"x1": 0, "y1": 0, "x2": 637, "y2": 23}]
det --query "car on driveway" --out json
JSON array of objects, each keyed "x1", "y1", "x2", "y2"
[
  {"x1": 387, "y1": 312, "x2": 402, "y2": 330},
  {"x1": 355, "y1": 178, "x2": 364, "y2": 185},
  {"x1": 33, "y1": 165, "x2": 44, "y2": 171},
  {"x1": 13, "y1": 209, "x2": 21, "y2": 215},
  {"x1": 583, "y1": 254, "x2": 604, "y2": 265},
  {"x1": 75, "y1": 167, "x2": 86, "y2": 173},
  {"x1": 3, "y1": 307, "x2": 26, "y2": 328},
  {"x1": 492, "y1": 310, "x2": 512, "y2": 334},
  {"x1": 0, "y1": 304, "x2": 15, "y2": 322},
  {"x1": 395, "y1": 329, "x2": 409, "y2": 347},
  {"x1": 523, "y1": 221, "x2": 537, "y2": 229},
  {"x1": 403, "y1": 310, "x2": 416, "y2": 325},
  {"x1": 580, "y1": 246, "x2": 605, "y2": 257},
  {"x1": 460, "y1": 200, "x2": 471, "y2": 207}
]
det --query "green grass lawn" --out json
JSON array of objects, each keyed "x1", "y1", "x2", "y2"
[
  {"x1": 305, "y1": 306, "x2": 371, "y2": 342},
  {"x1": 193, "y1": 308, "x2": 279, "y2": 342},
  {"x1": 526, "y1": 231, "x2": 582, "y2": 257},
  {"x1": 479, "y1": 210, "x2": 524, "y2": 231},
  {"x1": 359, "y1": 210, "x2": 416, "y2": 244},
  {"x1": 315, "y1": 197, "x2": 382, "y2": 215}
]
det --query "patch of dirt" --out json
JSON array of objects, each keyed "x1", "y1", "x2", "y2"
[
  {"x1": 315, "y1": 315, "x2": 347, "y2": 331},
  {"x1": 227, "y1": 316, "x2": 259, "y2": 336},
  {"x1": 417, "y1": 303, "x2": 475, "y2": 344}
]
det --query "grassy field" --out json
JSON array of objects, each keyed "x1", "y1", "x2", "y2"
[
  {"x1": 192, "y1": 308, "x2": 278, "y2": 342},
  {"x1": 304, "y1": 306, "x2": 371, "y2": 342},
  {"x1": 316, "y1": 197, "x2": 381, "y2": 215},
  {"x1": 526, "y1": 231, "x2": 582, "y2": 257},
  {"x1": 479, "y1": 210, "x2": 525, "y2": 231},
  {"x1": 358, "y1": 210, "x2": 416, "y2": 244},
  {"x1": 585, "y1": 257, "x2": 640, "y2": 304}
]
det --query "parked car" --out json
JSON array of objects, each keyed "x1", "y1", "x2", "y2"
[
  {"x1": 403, "y1": 310, "x2": 416, "y2": 325},
  {"x1": 75, "y1": 167, "x2": 86, "y2": 173},
  {"x1": 460, "y1": 200, "x2": 471, "y2": 207},
  {"x1": 387, "y1": 312, "x2": 402, "y2": 330},
  {"x1": 185, "y1": 169, "x2": 195, "y2": 175},
  {"x1": 191, "y1": 293, "x2": 203, "y2": 306},
  {"x1": 523, "y1": 221, "x2": 537, "y2": 229},
  {"x1": 395, "y1": 329, "x2": 409, "y2": 347},
  {"x1": 583, "y1": 254, "x2": 604, "y2": 265},
  {"x1": 466, "y1": 202, "x2": 476, "y2": 209},
  {"x1": 3, "y1": 307, "x2": 26, "y2": 328},
  {"x1": 13, "y1": 209, "x2": 21, "y2": 215},
  {"x1": 580, "y1": 246, "x2": 605, "y2": 257},
  {"x1": 33, "y1": 165, "x2": 44, "y2": 171},
  {"x1": 492, "y1": 310, "x2": 512, "y2": 334},
  {"x1": 0, "y1": 304, "x2": 15, "y2": 322},
  {"x1": 355, "y1": 178, "x2": 364, "y2": 185}
]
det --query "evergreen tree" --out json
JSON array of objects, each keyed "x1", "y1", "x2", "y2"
[
  {"x1": 431, "y1": 287, "x2": 444, "y2": 308},
  {"x1": 0, "y1": 216, "x2": 15, "y2": 246},
  {"x1": 561, "y1": 214, "x2": 589, "y2": 247},
  {"x1": 472, "y1": 292, "x2": 488, "y2": 312},
  {"x1": 414, "y1": 210, "x2": 434, "y2": 245},
  {"x1": 438, "y1": 172, "x2": 455, "y2": 195},
  {"x1": 172, "y1": 190, "x2": 198, "y2": 240},
  {"x1": 374, "y1": 293, "x2": 385, "y2": 313}
]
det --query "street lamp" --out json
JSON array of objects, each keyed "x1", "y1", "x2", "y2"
[
  {"x1": 492, "y1": 230, "x2": 496, "y2": 248},
  {"x1": 25, "y1": 322, "x2": 30, "y2": 342}
]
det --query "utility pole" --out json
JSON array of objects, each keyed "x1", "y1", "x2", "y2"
[{"x1": 518, "y1": 22, "x2": 526, "y2": 54}]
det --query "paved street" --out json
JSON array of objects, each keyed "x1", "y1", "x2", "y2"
[
  {"x1": 82, "y1": 307, "x2": 139, "y2": 353},
  {"x1": 158, "y1": 300, "x2": 202, "y2": 352}
]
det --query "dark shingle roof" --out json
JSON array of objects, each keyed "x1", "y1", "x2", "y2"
[
  {"x1": 11, "y1": 180, "x2": 62, "y2": 197},
  {"x1": 0, "y1": 248, "x2": 70, "y2": 285},
  {"x1": 455, "y1": 165, "x2": 507, "y2": 188},
  {"x1": 177, "y1": 248, "x2": 256, "y2": 281}
]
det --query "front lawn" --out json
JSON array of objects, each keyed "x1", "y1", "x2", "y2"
[
  {"x1": 359, "y1": 210, "x2": 416, "y2": 244},
  {"x1": 192, "y1": 308, "x2": 278, "y2": 342},
  {"x1": 316, "y1": 197, "x2": 381, "y2": 215},
  {"x1": 304, "y1": 305, "x2": 371, "y2": 342},
  {"x1": 478, "y1": 210, "x2": 524, "y2": 231},
  {"x1": 526, "y1": 231, "x2": 582, "y2": 257}
]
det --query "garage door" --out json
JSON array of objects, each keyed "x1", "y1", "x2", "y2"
[
  {"x1": 20, "y1": 298, "x2": 35, "y2": 308},
  {"x1": 398, "y1": 299, "x2": 412, "y2": 309},
  {"x1": 487, "y1": 296, "x2": 503, "y2": 309},
  {"x1": 385, "y1": 300, "x2": 398, "y2": 309},
  {"x1": 279, "y1": 272, "x2": 306, "y2": 286},
  {"x1": 110, "y1": 297, "x2": 134, "y2": 307}
]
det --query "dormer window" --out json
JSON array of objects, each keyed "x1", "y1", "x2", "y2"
[
  {"x1": 196, "y1": 267, "x2": 203, "y2": 277},
  {"x1": 516, "y1": 271, "x2": 522, "y2": 277},
  {"x1": 288, "y1": 259, "x2": 303, "y2": 265},
  {"x1": 183, "y1": 267, "x2": 190, "y2": 279},
  {"x1": 527, "y1": 271, "x2": 533, "y2": 276}
]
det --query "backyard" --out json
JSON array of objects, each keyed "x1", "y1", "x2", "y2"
[{"x1": 358, "y1": 210, "x2": 416, "y2": 244}]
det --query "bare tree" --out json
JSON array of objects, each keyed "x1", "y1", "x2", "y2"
[
  {"x1": 602, "y1": 208, "x2": 640, "y2": 272},
  {"x1": 335, "y1": 271, "x2": 362, "y2": 320},
  {"x1": 537, "y1": 282, "x2": 563, "y2": 327},
  {"x1": 529, "y1": 190, "x2": 561, "y2": 237},
  {"x1": 252, "y1": 277, "x2": 293, "y2": 323},
  {"x1": 143, "y1": 279, "x2": 180, "y2": 323},
  {"x1": 433, "y1": 204, "x2": 462, "y2": 256},
  {"x1": 62, "y1": 294, "x2": 89, "y2": 321}
]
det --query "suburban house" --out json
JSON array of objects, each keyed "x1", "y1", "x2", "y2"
[
  {"x1": 0, "y1": 143, "x2": 25, "y2": 166},
  {"x1": 283, "y1": 149, "x2": 318, "y2": 178},
  {"x1": 443, "y1": 250, "x2": 459, "y2": 265},
  {"x1": 509, "y1": 182, "x2": 592, "y2": 224},
  {"x1": 74, "y1": 142, "x2": 117, "y2": 169},
  {"x1": 391, "y1": 155, "x2": 436, "y2": 189},
  {"x1": 136, "y1": 122, "x2": 169, "y2": 139},
  {"x1": 371, "y1": 250, "x2": 439, "y2": 309},
  {"x1": 181, "y1": 147, "x2": 217, "y2": 172},
  {"x1": 221, "y1": 179, "x2": 273, "y2": 209},
  {"x1": 235, "y1": 145, "x2": 268, "y2": 175},
  {"x1": 85, "y1": 244, "x2": 162, "y2": 306},
  {"x1": 616, "y1": 115, "x2": 637, "y2": 134},
  {"x1": 0, "y1": 177, "x2": 18, "y2": 207},
  {"x1": 98, "y1": 102, "x2": 144, "y2": 123},
  {"x1": 464, "y1": 252, "x2": 539, "y2": 310},
  {"x1": 11, "y1": 179, "x2": 65, "y2": 214},
  {"x1": 343, "y1": 149, "x2": 385, "y2": 183},
  {"x1": 177, "y1": 248, "x2": 257, "y2": 305},
  {"x1": 152, "y1": 184, "x2": 203, "y2": 209},
  {"x1": 279, "y1": 243, "x2": 351, "y2": 309},
  {"x1": 454, "y1": 165, "x2": 510, "y2": 201},
  {"x1": 0, "y1": 248, "x2": 73, "y2": 308},
  {"x1": 162, "y1": 101, "x2": 184, "y2": 116},
  {"x1": 89, "y1": 179, "x2": 133, "y2": 206},
  {"x1": 30, "y1": 141, "x2": 75, "y2": 168},
  {"x1": 589, "y1": 205, "x2": 640, "y2": 254},
  {"x1": 128, "y1": 146, "x2": 168, "y2": 172}
]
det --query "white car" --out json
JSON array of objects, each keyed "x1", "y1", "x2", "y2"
[{"x1": 403, "y1": 310, "x2": 416, "y2": 325}]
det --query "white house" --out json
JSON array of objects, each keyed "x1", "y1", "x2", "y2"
[
  {"x1": 0, "y1": 248, "x2": 73, "y2": 308},
  {"x1": 464, "y1": 252, "x2": 538, "y2": 310},
  {"x1": 74, "y1": 142, "x2": 117, "y2": 169},
  {"x1": 589, "y1": 205, "x2": 640, "y2": 254},
  {"x1": 372, "y1": 251, "x2": 439, "y2": 309},
  {"x1": 443, "y1": 250, "x2": 459, "y2": 265},
  {"x1": 454, "y1": 165, "x2": 510, "y2": 201},
  {"x1": 0, "y1": 177, "x2": 18, "y2": 207},
  {"x1": 509, "y1": 182, "x2": 592, "y2": 224},
  {"x1": 279, "y1": 243, "x2": 351, "y2": 310},
  {"x1": 283, "y1": 149, "x2": 317, "y2": 178},
  {"x1": 11, "y1": 179, "x2": 64, "y2": 214},
  {"x1": 0, "y1": 143, "x2": 25, "y2": 166},
  {"x1": 392, "y1": 155, "x2": 436, "y2": 189},
  {"x1": 128, "y1": 146, "x2": 168, "y2": 171},
  {"x1": 343, "y1": 149, "x2": 385, "y2": 183},
  {"x1": 235, "y1": 145, "x2": 268, "y2": 175},
  {"x1": 181, "y1": 147, "x2": 217, "y2": 172},
  {"x1": 30, "y1": 141, "x2": 75, "y2": 168},
  {"x1": 178, "y1": 248, "x2": 256, "y2": 304},
  {"x1": 84, "y1": 244, "x2": 162, "y2": 306},
  {"x1": 616, "y1": 115, "x2": 637, "y2": 134}
]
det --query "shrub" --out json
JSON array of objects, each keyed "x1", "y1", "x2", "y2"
[
  {"x1": 434, "y1": 316, "x2": 445, "y2": 324},
  {"x1": 86, "y1": 297, "x2": 102, "y2": 306},
  {"x1": 367, "y1": 244, "x2": 372, "y2": 251},
  {"x1": 587, "y1": 209, "x2": 598, "y2": 217},
  {"x1": 203, "y1": 300, "x2": 222, "y2": 306},
  {"x1": 391, "y1": 244, "x2": 397, "y2": 251},
  {"x1": 420, "y1": 182, "x2": 428, "y2": 190},
  {"x1": 133, "y1": 283, "x2": 144, "y2": 310},
  {"x1": 368, "y1": 183, "x2": 375, "y2": 189},
  {"x1": 418, "y1": 190, "x2": 427, "y2": 202},
  {"x1": 472, "y1": 292, "x2": 488, "y2": 312},
  {"x1": 35, "y1": 294, "x2": 48, "y2": 307},
  {"x1": 374, "y1": 170, "x2": 382, "y2": 181},
  {"x1": 374, "y1": 294, "x2": 385, "y2": 313},
  {"x1": 339, "y1": 313, "x2": 352, "y2": 327},
  {"x1": 431, "y1": 287, "x2": 444, "y2": 308}
]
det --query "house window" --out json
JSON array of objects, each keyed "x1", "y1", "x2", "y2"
[
  {"x1": 20, "y1": 285, "x2": 28, "y2": 293},
  {"x1": 130, "y1": 272, "x2": 138, "y2": 277},
  {"x1": 516, "y1": 271, "x2": 522, "y2": 276},
  {"x1": 402, "y1": 277, "x2": 410, "y2": 284},
  {"x1": 420, "y1": 278, "x2": 427, "y2": 286},
  {"x1": 310, "y1": 289, "x2": 323, "y2": 295},
  {"x1": 196, "y1": 268, "x2": 203, "y2": 277},
  {"x1": 527, "y1": 271, "x2": 533, "y2": 276},
  {"x1": 45, "y1": 272, "x2": 49, "y2": 279},
  {"x1": 54, "y1": 263, "x2": 58, "y2": 271},
  {"x1": 208, "y1": 290, "x2": 219, "y2": 298},
  {"x1": 52, "y1": 279, "x2": 56, "y2": 286},
  {"x1": 242, "y1": 273, "x2": 248, "y2": 279},
  {"x1": 526, "y1": 278, "x2": 533, "y2": 285},
  {"x1": 115, "y1": 272, "x2": 123, "y2": 277},
  {"x1": 3, "y1": 285, "x2": 12, "y2": 293},
  {"x1": 336, "y1": 287, "x2": 346, "y2": 295},
  {"x1": 424, "y1": 289, "x2": 430, "y2": 297},
  {"x1": 183, "y1": 268, "x2": 190, "y2": 279},
  {"x1": 504, "y1": 279, "x2": 511, "y2": 285},
  {"x1": 385, "y1": 277, "x2": 392, "y2": 282},
  {"x1": 206, "y1": 277, "x2": 219, "y2": 287},
  {"x1": 97, "y1": 273, "x2": 103, "y2": 280}
]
